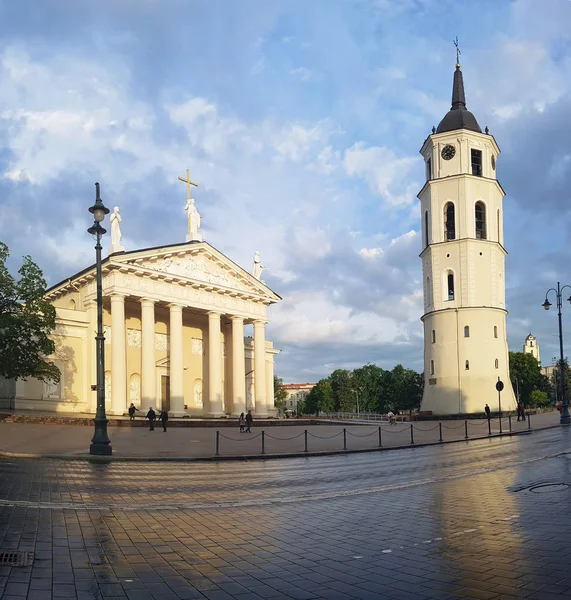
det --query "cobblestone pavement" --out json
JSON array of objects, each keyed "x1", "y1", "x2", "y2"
[
  {"x1": 1, "y1": 426, "x2": 571, "y2": 599},
  {"x1": 0, "y1": 412, "x2": 551, "y2": 458}
]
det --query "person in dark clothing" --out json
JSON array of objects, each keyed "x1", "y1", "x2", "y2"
[
  {"x1": 128, "y1": 403, "x2": 137, "y2": 421},
  {"x1": 245, "y1": 410, "x2": 253, "y2": 433},
  {"x1": 484, "y1": 404, "x2": 491, "y2": 420},
  {"x1": 517, "y1": 401, "x2": 525, "y2": 421},
  {"x1": 160, "y1": 409, "x2": 169, "y2": 432},
  {"x1": 146, "y1": 407, "x2": 156, "y2": 431},
  {"x1": 239, "y1": 412, "x2": 246, "y2": 433}
]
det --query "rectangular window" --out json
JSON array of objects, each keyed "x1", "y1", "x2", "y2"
[
  {"x1": 471, "y1": 149, "x2": 482, "y2": 177},
  {"x1": 432, "y1": 330, "x2": 436, "y2": 344},
  {"x1": 426, "y1": 158, "x2": 432, "y2": 181},
  {"x1": 430, "y1": 360, "x2": 434, "y2": 375},
  {"x1": 448, "y1": 273, "x2": 454, "y2": 301}
]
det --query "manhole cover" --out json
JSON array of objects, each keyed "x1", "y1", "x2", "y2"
[
  {"x1": 530, "y1": 484, "x2": 569, "y2": 494},
  {"x1": 0, "y1": 552, "x2": 34, "y2": 567}
]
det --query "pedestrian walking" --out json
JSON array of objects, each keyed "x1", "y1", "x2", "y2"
[
  {"x1": 128, "y1": 403, "x2": 137, "y2": 421},
  {"x1": 387, "y1": 411, "x2": 395, "y2": 425},
  {"x1": 146, "y1": 407, "x2": 156, "y2": 431},
  {"x1": 517, "y1": 401, "x2": 525, "y2": 421},
  {"x1": 159, "y1": 408, "x2": 168, "y2": 432},
  {"x1": 245, "y1": 410, "x2": 253, "y2": 433},
  {"x1": 484, "y1": 404, "x2": 491, "y2": 420},
  {"x1": 239, "y1": 412, "x2": 246, "y2": 433}
]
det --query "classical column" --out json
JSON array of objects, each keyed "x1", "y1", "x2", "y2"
[
  {"x1": 253, "y1": 320, "x2": 267, "y2": 416},
  {"x1": 169, "y1": 304, "x2": 185, "y2": 416},
  {"x1": 110, "y1": 294, "x2": 127, "y2": 415},
  {"x1": 207, "y1": 311, "x2": 223, "y2": 416},
  {"x1": 85, "y1": 300, "x2": 98, "y2": 413},
  {"x1": 140, "y1": 298, "x2": 155, "y2": 410},
  {"x1": 265, "y1": 352, "x2": 275, "y2": 415},
  {"x1": 231, "y1": 317, "x2": 246, "y2": 416}
]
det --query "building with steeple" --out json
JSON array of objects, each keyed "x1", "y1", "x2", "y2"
[
  {"x1": 523, "y1": 333, "x2": 540, "y2": 363},
  {"x1": 418, "y1": 58, "x2": 517, "y2": 415}
]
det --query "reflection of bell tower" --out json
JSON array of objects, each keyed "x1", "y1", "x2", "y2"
[
  {"x1": 523, "y1": 333, "x2": 540, "y2": 364},
  {"x1": 418, "y1": 57, "x2": 516, "y2": 414}
]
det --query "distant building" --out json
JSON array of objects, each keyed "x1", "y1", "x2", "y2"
[
  {"x1": 523, "y1": 333, "x2": 540, "y2": 364},
  {"x1": 282, "y1": 383, "x2": 315, "y2": 412}
]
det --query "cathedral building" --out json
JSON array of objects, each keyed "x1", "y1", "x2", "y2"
[
  {"x1": 418, "y1": 58, "x2": 517, "y2": 415},
  {"x1": 0, "y1": 178, "x2": 280, "y2": 417}
]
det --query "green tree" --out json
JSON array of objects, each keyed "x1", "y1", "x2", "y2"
[
  {"x1": 387, "y1": 365, "x2": 423, "y2": 414},
  {"x1": 305, "y1": 378, "x2": 334, "y2": 416},
  {"x1": 273, "y1": 376, "x2": 288, "y2": 416},
  {"x1": 529, "y1": 389, "x2": 550, "y2": 408},
  {"x1": 0, "y1": 243, "x2": 59, "y2": 383},
  {"x1": 295, "y1": 398, "x2": 307, "y2": 416},
  {"x1": 351, "y1": 364, "x2": 387, "y2": 412},
  {"x1": 509, "y1": 351, "x2": 548, "y2": 406},
  {"x1": 330, "y1": 369, "x2": 354, "y2": 412}
]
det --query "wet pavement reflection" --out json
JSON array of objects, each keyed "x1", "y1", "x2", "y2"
[{"x1": 1, "y1": 428, "x2": 571, "y2": 599}]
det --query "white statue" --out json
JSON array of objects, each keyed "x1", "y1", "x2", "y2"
[
  {"x1": 110, "y1": 206, "x2": 122, "y2": 247},
  {"x1": 185, "y1": 198, "x2": 201, "y2": 235},
  {"x1": 253, "y1": 251, "x2": 264, "y2": 280}
]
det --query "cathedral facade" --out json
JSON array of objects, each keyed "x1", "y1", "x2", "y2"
[
  {"x1": 0, "y1": 184, "x2": 280, "y2": 417},
  {"x1": 418, "y1": 60, "x2": 517, "y2": 415}
]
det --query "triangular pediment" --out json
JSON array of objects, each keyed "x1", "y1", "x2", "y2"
[{"x1": 109, "y1": 242, "x2": 280, "y2": 303}]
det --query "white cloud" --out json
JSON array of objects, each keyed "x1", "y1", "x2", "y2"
[
  {"x1": 344, "y1": 142, "x2": 419, "y2": 205},
  {"x1": 290, "y1": 67, "x2": 312, "y2": 81}
]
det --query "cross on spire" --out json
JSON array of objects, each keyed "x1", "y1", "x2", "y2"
[
  {"x1": 178, "y1": 168, "x2": 198, "y2": 200},
  {"x1": 454, "y1": 36, "x2": 461, "y2": 68}
]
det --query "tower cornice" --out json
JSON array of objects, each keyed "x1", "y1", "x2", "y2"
[
  {"x1": 417, "y1": 173, "x2": 506, "y2": 200},
  {"x1": 420, "y1": 130, "x2": 501, "y2": 157}
]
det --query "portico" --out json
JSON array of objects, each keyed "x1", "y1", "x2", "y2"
[{"x1": 10, "y1": 241, "x2": 280, "y2": 416}]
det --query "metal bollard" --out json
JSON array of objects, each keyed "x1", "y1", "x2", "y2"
[
  {"x1": 488, "y1": 418, "x2": 491, "y2": 436},
  {"x1": 343, "y1": 428, "x2": 347, "y2": 450},
  {"x1": 410, "y1": 424, "x2": 415, "y2": 445},
  {"x1": 439, "y1": 422, "x2": 443, "y2": 443},
  {"x1": 215, "y1": 430, "x2": 220, "y2": 456},
  {"x1": 378, "y1": 426, "x2": 382, "y2": 447},
  {"x1": 508, "y1": 414, "x2": 512, "y2": 432},
  {"x1": 261, "y1": 430, "x2": 265, "y2": 455},
  {"x1": 528, "y1": 413, "x2": 531, "y2": 429},
  {"x1": 304, "y1": 429, "x2": 308, "y2": 453},
  {"x1": 464, "y1": 420, "x2": 468, "y2": 439}
]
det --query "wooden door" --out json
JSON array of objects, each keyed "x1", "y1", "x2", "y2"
[{"x1": 161, "y1": 375, "x2": 170, "y2": 411}]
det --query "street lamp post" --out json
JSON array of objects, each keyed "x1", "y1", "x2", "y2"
[
  {"x1": 351, "y1": 389, "x2": 360, "y2": 418},
  {"x1": 542, "y1": 282, "x2": 571, "y2": 425},
  {"x1": 88, "y1": 183, "x2": 112, "y2": 455}
]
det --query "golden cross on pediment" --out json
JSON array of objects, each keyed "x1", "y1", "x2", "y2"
[{"x1": 178, "y1": 168, "x2": 199, "y2": 200}]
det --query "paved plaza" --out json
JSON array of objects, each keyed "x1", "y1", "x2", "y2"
[
  {"x1": 1, "y1": 423, "x2": 571, "y2": 598},
  {"x1": 0, "y1": 412, "x2": 556, "y2": 459}
]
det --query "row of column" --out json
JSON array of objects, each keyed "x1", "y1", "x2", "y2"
[{"x1": 99, "y1": 294, "x2": 269, "y2": 417}]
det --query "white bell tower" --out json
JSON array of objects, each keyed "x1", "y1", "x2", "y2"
[{"x1": 419, "y1": 59, "x2": 516, "y2": 415}]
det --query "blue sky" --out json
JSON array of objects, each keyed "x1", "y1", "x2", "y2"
[{"x1": 0, "y1": 0, "x2": 570, "y2": 382}]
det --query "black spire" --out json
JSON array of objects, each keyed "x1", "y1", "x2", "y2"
[
  {"x1": 435, "y1": 61, "x2": 481, "y2": 134},
  {"x1": 451, "y1": 64, "x2": 466, "y2": 110}
]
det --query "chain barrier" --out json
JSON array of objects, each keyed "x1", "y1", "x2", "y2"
[
  {"x1": 214, "y1": 414, "x2": 533, "y2": 456},
  {"x1": 346, "y1": 429, "x2": 379, "y2": 438},
  {"x1": 264, "y1": 431, "x2": 306, "y2": 441},
  {"x1": 441, "y1": 422, "x2": 466, "y2": 429},
  {"x1": 309, "y1": 431, "x2": 344, "y2": 440}
]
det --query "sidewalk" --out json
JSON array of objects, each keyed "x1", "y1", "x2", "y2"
[{"x1": 0, "y1": 411, "x2": 560, "y2": 460}]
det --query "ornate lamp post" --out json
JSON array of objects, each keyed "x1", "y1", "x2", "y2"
[
  {"x1": 542, "y1": 282, "x2": 571, "y2": 425},
  {"x1": 88, "y1": 183, "x2": 112, "y2": 455}
]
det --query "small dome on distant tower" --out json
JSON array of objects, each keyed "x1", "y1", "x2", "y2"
[{"x1": 436, "y1": 63, "x2": 482, "y2": 135}]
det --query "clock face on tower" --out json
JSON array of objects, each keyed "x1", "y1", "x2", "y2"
[{"x1": 441, "y1": 144, "x2": 456, "y2": 160}]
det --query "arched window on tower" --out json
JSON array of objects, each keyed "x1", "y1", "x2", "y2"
[
  {"x1": 494, "y1": 326, "x2": 498, "y2": 338},
  {"x1": 464, "y1": 326, "x2": 470, "y2": 337},
  {"x1": 444, "y1": 202, "x2": 455, "y2": 241},
  {"x1": 426, "y1": 158, "x2": 432, "y2": 181},
  {"x1": 447, "y1": 272, "x2": 455, "y2": 301},
  {"x1": 475, "y1": 202, "x2": 487, "y2": 240},
  {"x1": 465, "y1": 360, "x2": 470, "y2": 370},
  {"x1": 426, "y1": 276, "x2": 432, "y2": 306},
  {"x1": 495, "y1": 359, "x2": 499, "y2": 369},
  {"x1": 424, "y1": 211, "x2": 429, "y2": 247},
  {"x1": 497, "y1": 209, "x2": 501, "y2": 243},
  {"x1": 432, "y1": 330, "x2": 436, "y2": 344}
]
